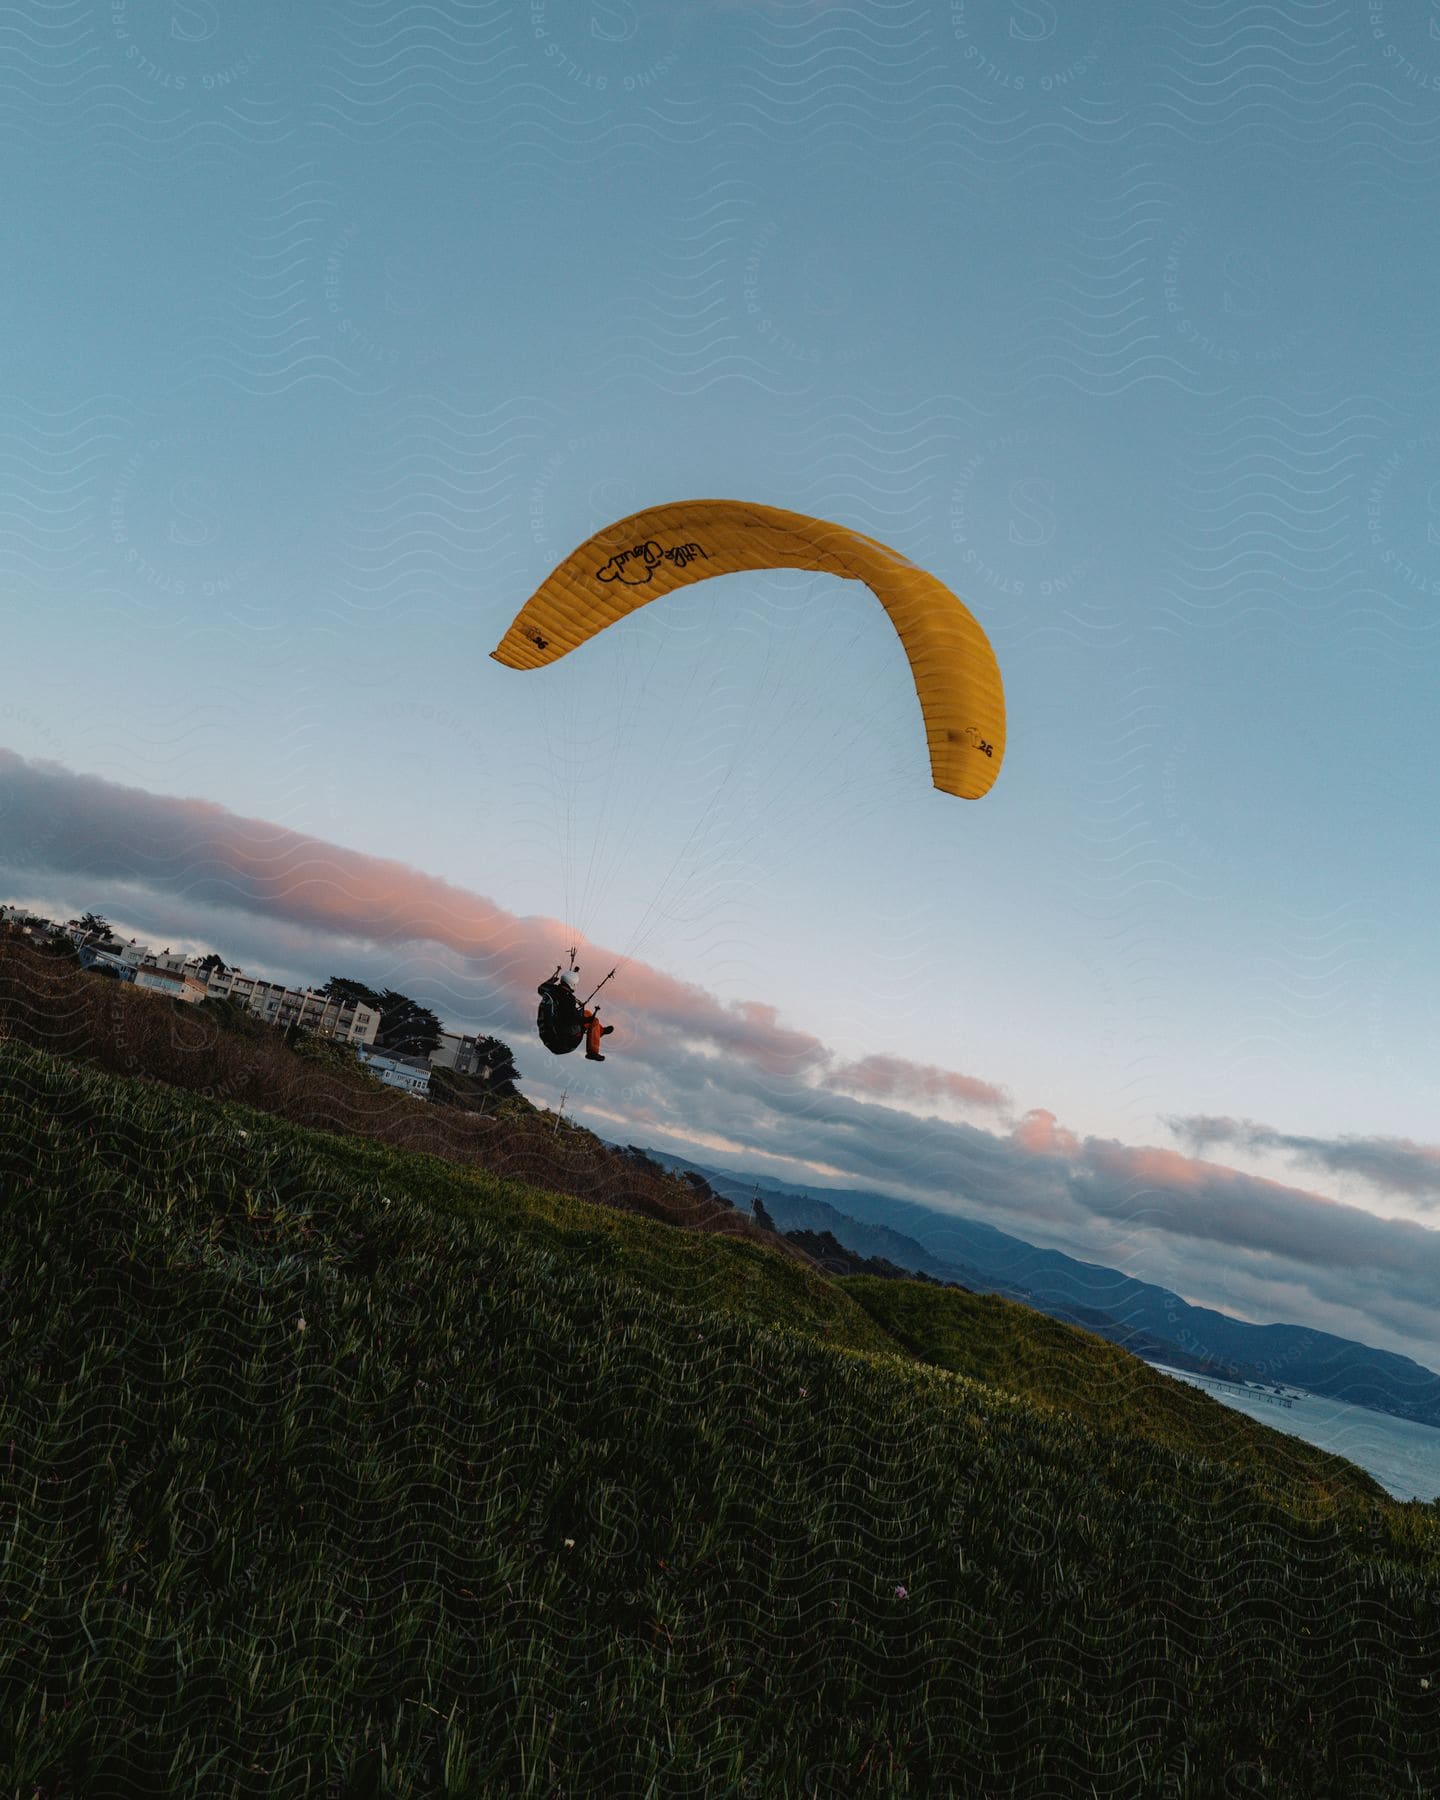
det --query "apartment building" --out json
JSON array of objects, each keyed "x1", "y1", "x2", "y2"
[
  {"x1": 428, "y1": 1030, "x2": 485, "y2": 1073},
  {"x1": 202, "y1": 967, "x2": 380, "y2": 1046},
  {"x1": 8, "y1": 908, "x2": 399, "y2": 1058}
]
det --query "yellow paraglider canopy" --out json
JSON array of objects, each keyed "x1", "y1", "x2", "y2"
[{"x1": 491, "y1": 498, "x2": 1005, "y2": 799}]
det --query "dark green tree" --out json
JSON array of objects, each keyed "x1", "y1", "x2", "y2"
[
  {"x1": 197, "y1": 952, "x2": 229, "y2": 977},
  {"x1": 318, "y1": 976, "x2": 442, "y2": 1057},
  {"x1": 77, "y1": 912, "x2": 112, "y2": 941},
  {"x1": 429, "y1": 1036, "x2": 520, "y2": 1112},
  {"x1": 319, "y1": 975, "x2": 386, "y2": 1011},
  {"x1": 471, "y1": 1035, "x2": 520, "y2": 1095},
  {"x1": 375, "y1": 989, "x2": 443, "y2": 1057}
]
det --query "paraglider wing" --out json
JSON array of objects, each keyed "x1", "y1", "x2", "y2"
[{"x1": 490, "y1": 499, "x2": 1005, "y2": 800}]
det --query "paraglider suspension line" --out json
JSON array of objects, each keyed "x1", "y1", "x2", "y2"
[{"x1": 582, "y1": 968, "x2": 616, "y2": 1009}]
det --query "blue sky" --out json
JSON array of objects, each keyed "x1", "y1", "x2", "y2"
[{"x1": 4, "y1": 1, "x2": 1440, "y2": 1367}]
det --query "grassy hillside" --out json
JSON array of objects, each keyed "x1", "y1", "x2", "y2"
[
  {"x1": 0, "y1": 932, "x2": 805, "y2": 1255},
  {"x1": 0, "y1": 933, "x2": 1402, "y2": 1507},
  {"x1": 838, "y1": 1277, "x2": 1394, "y2": 1513},
  {"x1": 3, "y1": 1035, "x2": 1440, "y2": 1796}
]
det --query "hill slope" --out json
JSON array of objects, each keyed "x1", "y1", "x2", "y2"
[
  {"x1": 0, "y1": 931, "x2": 808, "y2": 1258},
  {"x1": 4, "y1": 1035, "x2": 1440, "y2": 1795},
  {"x1": 838, "y1": 1276, "x2": 1380, "y2": 1508}
]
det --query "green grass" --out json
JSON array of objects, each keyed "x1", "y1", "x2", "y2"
[
  {"x1": 2, "y1": 1036, "x2": 1439, "y2": 1797},
  {"x1": 207, "y1": 1104, "x2": 901, "y2": 1360},
  {"x1": 838, "y1": 1276, "x2": 1388, "y2": 1512}
]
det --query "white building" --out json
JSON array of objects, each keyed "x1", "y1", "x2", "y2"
[
  {"x1": 2, "y1": 910, "x2": 147, "y2": 962},
  {"x1": 81, "y1": 936, "x2": 149, "y2": 968},
  {"x1": 54, "y1": 917, "x2": 152, "y2": 965},
  {"x1": 356, "y1": 1045, "x2": 432, "y2": 1098},
  {"x1": 135, "y1": 965, "x2": 208, "y2": 1004},
  {"x1": 1, "y1": 907, "x2": 60, "y2": 939},
  {"x1": 78, "y1": 945, "x2": 137, "y2": 980},
  {"x1": 143, "y1": 948, "x2": 200, "y2": 974}
]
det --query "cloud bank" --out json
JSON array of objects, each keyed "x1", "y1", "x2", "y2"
[{"x1": 1168, "y1": 1114, "x2": 1440, "y2": 1212}]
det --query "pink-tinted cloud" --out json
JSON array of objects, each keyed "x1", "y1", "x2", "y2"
[
  {"x1": 0, "y1": 750, "x2": 864, "y2": 1085},
  {"x1": 1070, "y1": 1135, "x2": 1439, "y2": 1284},
  {"x1": 1011, "y1": 1108, "x2": 1079, "y2": 1158},
  {"x1": 1090, "y1": 1142, "x2": 1212, "y2": 1191},
  {"x1": 823, "y1": 1052, "x2": 1007, "y2": 1114}
]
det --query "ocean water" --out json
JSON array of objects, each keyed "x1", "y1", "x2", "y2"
[{"x1": 1151, "y1": 1366, "x2": 1440, "y2": 1503}]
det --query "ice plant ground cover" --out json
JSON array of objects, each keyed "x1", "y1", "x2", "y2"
[{"x1": 1, "y1": 1035, "x2": 1438, "y2": 1797}]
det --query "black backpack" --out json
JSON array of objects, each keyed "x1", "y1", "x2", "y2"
[{"x1": 536, "y1": 978, "x2": 585, "y2": 1055}]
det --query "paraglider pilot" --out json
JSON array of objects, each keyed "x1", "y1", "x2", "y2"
[{"x1": 536, "y1": 959, "x2": 614, "y2": 1061}]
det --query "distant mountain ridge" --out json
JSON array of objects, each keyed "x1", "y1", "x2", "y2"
[{"x1": 639, "y1": 1147, "x2": 1440, "y2": 1430}]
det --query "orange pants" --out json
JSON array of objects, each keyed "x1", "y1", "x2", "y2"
[{"x1": 583, "y1": 1009, "x2": 604, "y2": 1057}]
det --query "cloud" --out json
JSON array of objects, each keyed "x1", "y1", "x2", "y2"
[
  {"x1": 5, "y1": 747, "x2": 1440, "y2": 1371},
  {"x1": 823, "y1": 1052, "x2": 1008, "y2": 1114},
  {"x1": 1167, "y1": 1113, "x2": 1440, "y2": 1211},
  {"x1": 595, "y1": 1046, "x2": 1440, "y2": 1364},
  {"x1": 1011, "y1": 1108, "x2": 1079, "y2": 1158},
  {"x1": 0, "y1": 746, "x2": 938, "y2": 1092}
]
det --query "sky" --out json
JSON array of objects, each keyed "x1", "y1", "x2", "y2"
[{"x1": 3, "y1": 0, "x2": 1440, "y2": 1371}]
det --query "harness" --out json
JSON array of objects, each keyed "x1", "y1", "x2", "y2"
[
  {"x1": 535, "y1": 951, "x2": 618, "y2": 1056},
  {"x1": 536, "y1": 977, "x2": 585, "y2": 1055}
]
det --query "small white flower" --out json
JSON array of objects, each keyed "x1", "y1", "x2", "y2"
[
  {"x1": 563, "y1": 1538, "x2": 575, "y2": 1549},
  {"x1": 296, "y1": 1316, "x2": 307, "y2": 1332}
]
